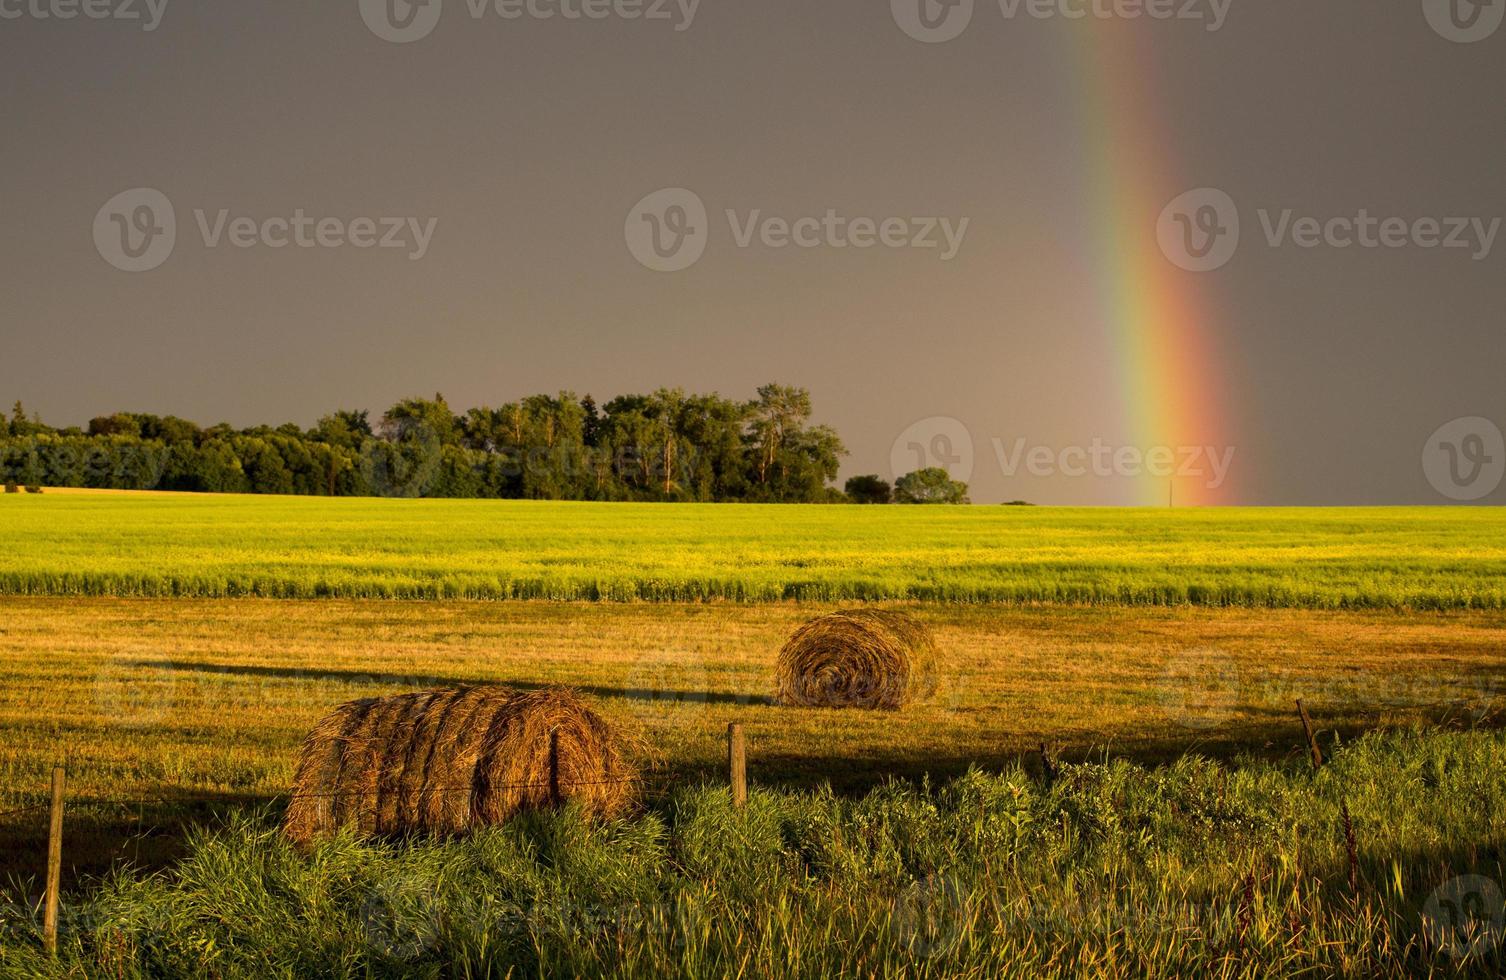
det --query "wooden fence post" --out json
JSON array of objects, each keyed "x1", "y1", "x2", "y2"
[
  {"x1": 44, "y1": 765, "x2": 65, "y2": 956},
  {"x1": 1296, "y1": 699, "x2": 1323, "y2": 770},
  {"x1": 728, "y1": 723, "x2": 746, "y2": 809}
]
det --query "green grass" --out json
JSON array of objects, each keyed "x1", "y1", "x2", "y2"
[
  {"x1": 1, "y1": 495, "x2": 1503, "y2": 608},
  {"x1": 3, "y1": 728, "x2": 1503, "y2": 978}
]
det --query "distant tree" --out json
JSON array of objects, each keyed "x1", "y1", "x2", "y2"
[
  {"x1": 844, "y1": 474, "x2": 892, "y2": 504},
  {"x1": 88, "y1": 414, "x2": 141, "y2": 438},
  {"x1": 2, "y1": 385, "x2": 853, "y2": 502},
  {"x1": 237, "y1": 437, "x2": 295, "y2": 494},
  {"x1": 136, "y1": 414, "x2": 200, "y2": 445},
  {"x1": 740, "y1": 385, "x2": 845, "y2": 501},
  {"x1": 8, "y1": 402, "x2": 49, "y2": 438},
  {"x1": 580, "y1": 395, "x2": 604, "y2": 448},
  {"x1": 894, "y1": 467, "x2": 969, "y2": 504},
  {"x1": 745, "y1": 384, "x2": 810, "y2": 488},
  {"x1": 311, "y1": 410, "x2": 371, "y2": 451},
  {"x1": 675, "y1": 392, "x2": 749, "y2": 500},
  {"x1": 381, "y1": 394, "x2": 459, "y2": 446}
]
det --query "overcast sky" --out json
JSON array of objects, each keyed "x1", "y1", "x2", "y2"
[{"x1": 1, "y1": 0, "x2": 1501, "y2": 505}]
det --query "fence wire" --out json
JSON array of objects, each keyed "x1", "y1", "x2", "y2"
[{"x1": 1, "y1": 694, "x2": 1498, "y2": 827}]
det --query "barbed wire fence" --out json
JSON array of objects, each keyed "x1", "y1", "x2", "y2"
[
  {"x1": 2, "y1": 690, "x2": 1499, "y2": 825},
  {"x1": 0, "y1": 695, "x2": 1500, "y2": 955}
]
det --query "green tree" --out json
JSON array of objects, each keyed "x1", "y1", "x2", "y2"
[
  {"x1": 741, "y1": 385, "x2": 845, "y2": 502},
  {"x1": 237, "y1": 437, "x2": 295, "y2": 494},
  {"x1": 381, "y1": 394, "x2": 459, "y2": 447},
  {"x1": 311, "y1": 411, "x2": 371, "y2": 451},
  {"x1": 844, "y1": 474, "x2": 892, "y2": 504},
  {"x1": 745, "y1": 384, "x2": 810, "y2": 489},
  {"x1": 88, "y1": 414, "x2": 141, "y2": 438},
  {"x1": 137, "y1": 415, "x2": 201, "y2": 445},
  {"x1": 894, "y1": 467, "x2": 969, "y2": 504}
]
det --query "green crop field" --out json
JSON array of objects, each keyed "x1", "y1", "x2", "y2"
[{"x1": 1, "y1": 493, "x2": 1503, "y2": 607}]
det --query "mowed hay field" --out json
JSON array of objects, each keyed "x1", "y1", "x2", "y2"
[
  {"x1": 1, "y1": 494, "x2": 1504, "y2": 606},
  {"x1": 1, "y1": 598, "x2": 1503, "y2": 878}
]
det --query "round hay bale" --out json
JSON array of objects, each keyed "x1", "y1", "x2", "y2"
[
  {"x1": 774, "y1": 610, "x2": 938, "y2": 710},
  {"x1": 283, "y1": 686, "x2": 635, "y2": 847}
]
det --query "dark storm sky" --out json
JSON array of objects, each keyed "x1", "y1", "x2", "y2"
[{"x1": 1, "y1": 0, "x2": 1501, "y2": 505}]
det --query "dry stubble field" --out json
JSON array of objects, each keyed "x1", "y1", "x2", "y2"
[{"x1": 2, "y1": 597, "x2": 1503, "y2": 879}]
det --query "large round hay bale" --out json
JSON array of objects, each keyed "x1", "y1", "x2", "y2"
[
  {"x1": 774, "y1": 610, "x2": 938, "y2": 710},
  {"x1": 283, "y1": 686, "x2": 635, "y2": 846}
]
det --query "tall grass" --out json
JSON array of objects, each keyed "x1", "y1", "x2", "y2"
[
  {"x1": 1, "y1": 497, "x2": 1503, "y2": 608},
  {"x1": 3, "y1": 728, "x2": 1503, "y2": 977}
]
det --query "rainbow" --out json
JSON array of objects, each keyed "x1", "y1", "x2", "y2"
[{"x1": 1064, "y1": 22, "x2": 1234, "y2": 506}]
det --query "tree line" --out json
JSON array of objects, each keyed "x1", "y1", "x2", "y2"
[{"x1": 0, "y1": 388, "x2": 969, "y2": 503}]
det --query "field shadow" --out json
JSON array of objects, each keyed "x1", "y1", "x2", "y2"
[
  {"x1": 729, "y1": 709, "x2": 1506, "y2": 795},
  {"x1": 0, "y1": 789, "x2": 274, "y2": 899},
  {"x1": 126, "y1": 660, "x2": 774, "y2": 708}
]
